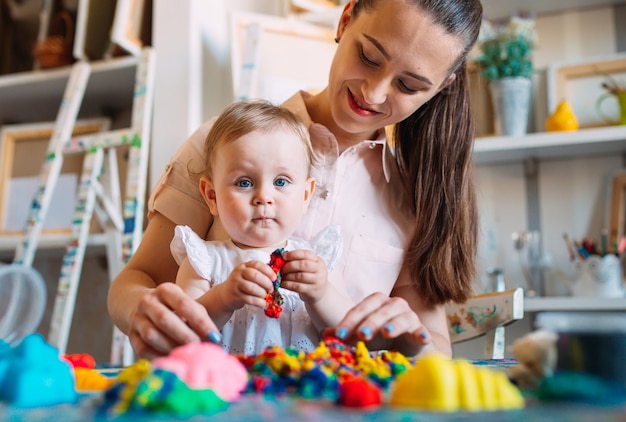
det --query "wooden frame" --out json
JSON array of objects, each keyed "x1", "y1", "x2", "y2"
[
  {"x1": 0, "y1": 118, "x2": 110, "y2": 235},
  {"x1": 230, "y1": 11, "x2": 336, "y2": 103},
  {"x1": 608, "y1": 170, "x2": 626, "y2": 251},
  {"x1": 468, "y1": 63, "x2": 496, "y2": 137},
  {"x1": 73, "y1": 0, "x2": 117, "y2": 61},
  {"x1": 546, "y1": 54, "x2": 626, "y2": 128},
  {"x1": 108, "y1": 0, "x2": 152, "y2": 57}
]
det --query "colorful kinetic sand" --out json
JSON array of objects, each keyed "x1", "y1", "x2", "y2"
[
  {"x1": 390, "y1": 354, "x2": 525, "y2": 411},
  {"x1": 0, "y1": 334, "x2": 525, "y2": 415},
  {"x1": 99, "y1": 343, "x2": 246, "y2": 417},
  {"x1": 97, "y1": 337, "x2": 525, "y2": 417},
  {"x1": 0, "y1": 334, "x2": 76, "y2": 408},
  {"x1": 153, "y1": 342, "x2": 248, "y2": 401}
]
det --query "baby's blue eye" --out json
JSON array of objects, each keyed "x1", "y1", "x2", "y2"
[
  {"x1": 274, "y1": 178, "x2": 289, "y2": 188},
  {"x1": 237, "y1": 179, "x2": 252, "y2": 188}
]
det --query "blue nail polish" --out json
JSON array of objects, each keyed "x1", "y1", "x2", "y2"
[
  {"x1": 336, "y1": 326, "x2": 348, "y2": 340},
  {"x1": 359, "y1": 326, "x2": 372, "y2": 339},
  {"x1": 384, "y1": 323, "x2": 394, "y2": 333},
  {"x1": 420, "y1": 331, "x2": 429, "y2": 341},
  {"x1": 207, "y1": 330, "x2": 222, "y2": 343}
]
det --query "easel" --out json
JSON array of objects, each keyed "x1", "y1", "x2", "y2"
[{"x1": 13, "y1": 48, "x2": 156, "y2": 365}]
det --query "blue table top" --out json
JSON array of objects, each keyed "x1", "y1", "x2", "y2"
[
  {"x1": 2, "y1": 360, "x2": 626, "y2": 421},
  {"x1": 2, "y1": 394, "x2": 626, "y2": 421}
]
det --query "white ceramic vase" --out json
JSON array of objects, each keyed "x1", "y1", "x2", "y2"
[{"x1": 489, "y1": 77, "x2": 532, "y2": 137}]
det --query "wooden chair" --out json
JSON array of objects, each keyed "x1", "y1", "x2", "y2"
[{"x1": 445, "y1": 287, "x2": 524, "y2": 359}]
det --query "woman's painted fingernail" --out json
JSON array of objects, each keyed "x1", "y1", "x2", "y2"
[
  {"x1": 384, "y1": 323, "x2": 394, "y2": 334},
  {"x1": 336, "y1": 326, "x2": 348, "y2": 339},
  {"x1": 207, "y1": 330, "x2": 222, "y2": 343},
  {"x1": 420, "y1": 331, "x2": 429, "y2": 342},
  {"x1": 359, "y1": 326, "x2": 372, "y2": 339}
]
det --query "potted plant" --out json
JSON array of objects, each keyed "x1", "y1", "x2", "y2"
[{"x1": 474, "y1": 14, "x2": 536, "y2": 136}]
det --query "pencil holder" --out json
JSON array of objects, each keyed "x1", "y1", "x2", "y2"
[{"x1": 569, "y1": 254, "x2": 625, "y2": 298}]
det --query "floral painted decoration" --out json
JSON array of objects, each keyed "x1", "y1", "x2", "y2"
[{"x1": 265, "y1": 248, "x2": 286, "y2": 318}]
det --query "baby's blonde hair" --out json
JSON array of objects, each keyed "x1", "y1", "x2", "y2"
[{"x1": 201, "y1": 99, "x2": 314, "y2": 177}]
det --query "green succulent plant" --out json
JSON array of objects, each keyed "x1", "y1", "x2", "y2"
[{"x1": 474, "y1": 16, "x2": 536, "y2": 81}]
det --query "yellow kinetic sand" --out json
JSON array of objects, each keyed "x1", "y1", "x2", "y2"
[{"x1": 390, "y1": 353, "x2": 524, "y2": 412}]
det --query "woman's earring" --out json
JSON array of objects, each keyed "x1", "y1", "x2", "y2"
[{"x1": 334, "y1": 37, "x2": 340, "y2": 44}]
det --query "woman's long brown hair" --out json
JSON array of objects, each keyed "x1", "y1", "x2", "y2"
[{"x1": 354, "y1": 0, "x2": 483, "y2": 305}]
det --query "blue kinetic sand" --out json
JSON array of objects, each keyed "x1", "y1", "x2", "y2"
[{"x1": 0, "y1": 333, "x2": 77, "y2": 408}]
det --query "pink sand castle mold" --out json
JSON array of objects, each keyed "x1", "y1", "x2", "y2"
[
  {"x1": 100, "y1": 342, "x2": 247, "y2": 417},
  {"x1": 152, "y1": 342, "x2": 248, "y2": 401}
]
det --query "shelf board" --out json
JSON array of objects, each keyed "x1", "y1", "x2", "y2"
[
  {"x1": 473, "y1": 126, "x2": 626, "y2": 164},
  {"x1": 0, "y1": 233, "x2": 109, "y2": 254},
  {"x1": 296, "y1": 0, "x2": 626, "y2": 26},
  {"x1": 480, "y1": 0, "x2": 626, "y2": 20},
  {"x1": 0, "y1": 56, "x2": 138, "y2": 124},
  {"x1": 524, "y1": 296, "x2": 626, "y2": 312}
]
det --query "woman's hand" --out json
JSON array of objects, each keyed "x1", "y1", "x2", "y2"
[
  {"x1": 127, "y1": 282, "x2": 221, "y2": 360},
  {"x1": 322, "y1": 291, "x2": 433, "y2": 357},
  {"x1": 220, "y1": 260, "x2": 276, "y2": 310},
  {"x1": 280, "y1": 249, "x2": 328, "y2": 304}
]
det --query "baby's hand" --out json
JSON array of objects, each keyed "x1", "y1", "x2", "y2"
[
  {"x1": 220, "y1": 260, "x2": 276, "y2": 310},
  {"x1": 280, "y1": 249, "x2": 328, "y2": 304}
]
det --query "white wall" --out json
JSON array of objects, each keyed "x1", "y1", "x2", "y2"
[{"x1": 151, "y1": 0, "x2": 289, "y2": 191}]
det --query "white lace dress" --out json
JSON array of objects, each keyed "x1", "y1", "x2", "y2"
[{"x1": 170, "y1": 225, "x2": 342, "y2": 356}]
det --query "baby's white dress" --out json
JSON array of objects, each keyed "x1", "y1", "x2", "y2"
[{"x1": 170, "y1": 225, "x2": 342, "y2": 356}]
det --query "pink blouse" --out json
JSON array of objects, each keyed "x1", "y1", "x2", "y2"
[{"x1": 148, "y1": 91, "x2": 414, "y2": 303}]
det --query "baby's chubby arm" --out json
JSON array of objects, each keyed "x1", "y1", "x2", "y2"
[
  {"x1": 175, "y1": 257, "x2": 212, "y2": 300},
  {"x1": 280, "y1": 249, "x2": 353, "y2": 331},
  {"x1": 195, "y1": 259, "x2": 276, "y2": 328}
]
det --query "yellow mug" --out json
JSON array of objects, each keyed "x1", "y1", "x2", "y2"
[{"x1": 596, "y1": 91, "x2": 626, "y2": 126}]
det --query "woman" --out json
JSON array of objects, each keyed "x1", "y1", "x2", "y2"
[{"x1": 108, "y1": 0, "x2": 482, "y2": 359}]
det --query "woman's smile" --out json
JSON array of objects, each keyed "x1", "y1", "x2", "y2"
[{"x1": 347, "y1": 88, "x2": 380, "y2": 116}]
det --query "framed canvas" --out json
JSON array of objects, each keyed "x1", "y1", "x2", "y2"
[
  {"x1": 230, "y1": 11, "x2": 336, "y2": 103},
  {"x1": 0, "y1": 118, "x2": 110, "y2": 235},
  {"x1": 73, "y1": 0, "x2": 117, "y2": 61},
  {"x1": 608, "y1": 169, "x2": 626, "y2": 251},
  {"x1": 546, "y1": 53, "x2": 626, "y2": 128},
  {"x1": 108, "y1": 0, "x2": 152, "y2": 57}
]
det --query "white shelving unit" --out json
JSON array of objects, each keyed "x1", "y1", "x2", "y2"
[
  {"x1": 525, "y1": 296, "x2": 626, "y2": 312},
  {"x1": 474, "y1": 127, "x2": 626, "y2": 315},
  {"x1": 0, "y1": 233, "x2": 108, "y2": 250},
  {"x1": 473, "y1": 126, "x2": 626, "y2": 165},
  {"x1": 0, "y1": 55, "x2": 150, "y2": 245},
  {"x1": 0, "y1": 56, "x2": 139, "y2": 256},
  {"x1": 473, "y1": 125, "x2": 626, "y2": 316},
  {"x1": 0, "y1": 234, "x2": 108, "y2": 260},
  {"x1": 0, "y1": 56, "x2": 137, "y2": 125}
]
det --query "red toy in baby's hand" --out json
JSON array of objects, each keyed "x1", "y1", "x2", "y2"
[{"x1": 265, "y1": 248, "x2": 285, "y2": 318}]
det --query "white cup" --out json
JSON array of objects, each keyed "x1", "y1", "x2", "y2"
[
  {"x1": 570, "y1": 254, "x2": 625, "y2": 298},
  {"x1": 0, "y1": 264, "x2": 47, "y2": 346}
]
